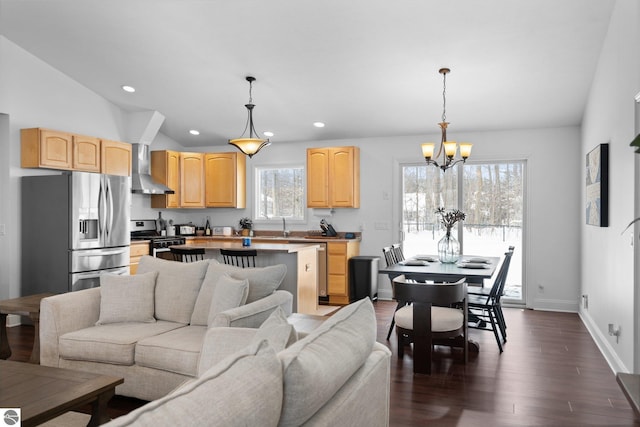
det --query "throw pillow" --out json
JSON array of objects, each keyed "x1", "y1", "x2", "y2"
[
  {"x1": 206, "y1": 274, "x2": 249, "y2": 326},
  {"x1": 252, "y1": 306, "x2": 298, "y2": 350},
  {"x1": 103, "y1": 340, "x2": 283, "y2": 427},
  {"x1": 96, "y1": 271, "x2": 158, "y2": 325},
  {"x1": 277, "y1": 298, "x2": 376, "y2": 427},
  {"x1": 190, "y1": 261, "x2": 287, "y2": 325},
  {"x1": 137, "y1": 255, "x2": 209, "y2": 324}
]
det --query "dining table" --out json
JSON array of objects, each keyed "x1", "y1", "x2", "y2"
[
  {"x1": 378, "y1": 254, "x2": 500, "y2": 286},
  {"x1": 379, "y1": 254, "x2": 501, "y2": 353}
]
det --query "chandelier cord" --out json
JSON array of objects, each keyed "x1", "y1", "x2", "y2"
[{"x1": 441, "y1": 72, "x2": 447, "y2": 124}]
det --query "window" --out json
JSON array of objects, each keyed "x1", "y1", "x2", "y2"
[
  {"x1": 254, "y1": 165, "x2": 305, "y2": 221},
  {"x1": 401, "y1": 161, "x2": 525, "y2": 303}
]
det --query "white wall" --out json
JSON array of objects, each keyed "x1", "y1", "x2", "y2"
[
  {"x1": 2, "y1": 35, "x2": 583, "y2": 321},
  {"x1": 580, "y1": 0, "x2": 640, "y2": 374}
]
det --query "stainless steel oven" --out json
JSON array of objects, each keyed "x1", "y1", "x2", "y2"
[{"x1": 131, "y1": 219, "x2": 186, "y2": 260}]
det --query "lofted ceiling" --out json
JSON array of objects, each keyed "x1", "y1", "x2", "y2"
[{"x1": 0, "y1": 0, "x2": 615, "y2": 148}]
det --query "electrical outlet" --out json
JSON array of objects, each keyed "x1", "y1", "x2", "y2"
[
  {"x1": 582, "y1": 294, "x2": 588, "y2": 309},
  {"x1": 538, "y1": 284, "x2": 544, "y2": 293}
]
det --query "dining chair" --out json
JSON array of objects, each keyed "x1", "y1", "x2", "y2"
[
  {"x1": 467, "y1": 247, "x2": 514, "y2": 352},
  {"x1": 393, "y1": 275, "x2": 468, "y2": 375},
  {"x1": 220, "y1": 248, "x2": 257, "y2": 268},
  {"x1": 391, "y1": 243, "x2": 405, "y2": 263},
  {"x1": 170, "y1": 247, "x2": 205, "y2": 263},
  {"x1": 382, "y1": 246, "x2": 402, "y2": 340}
]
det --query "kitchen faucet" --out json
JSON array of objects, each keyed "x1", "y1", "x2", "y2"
[{"x1": 282, "y1": 217, "x2": 289, "y2": 237}]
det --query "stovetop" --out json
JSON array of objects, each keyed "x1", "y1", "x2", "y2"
[{"x1": 131, "y1": 219, "x2": 185, "y2": 247}]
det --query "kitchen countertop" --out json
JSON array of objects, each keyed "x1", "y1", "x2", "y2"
[
  {"x1": 182, "y1": 234, "x2": 360, "y2": 243},
  {"x1": 173, "y1": 240, "x2": 321, "y2": 253}
]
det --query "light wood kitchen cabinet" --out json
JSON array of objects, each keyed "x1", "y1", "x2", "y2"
[
  {"x1": 21, "y1": 128, "x2": 132, "y2": 176},
  {"x1": 130, "y1": 241, "x2": 150, "y2": 274},
  {"x1": 327, "y1": 240, "x2": 360, "y2": 305},
  {"x1": 307, "y1": 146, "x2": 360, "y2": 208},
  {"x1": 72, "y1": 134, "x2": 101, "y2": 172},
  {"x1": 151, "y1": 150, "x2": 181, "y2": 208},
  {"x1": 180, "y1": 152, "x2": 205, "y2": 208},
  {"x1": 21, "y1": 128, "x2": 73, "y2": 170},
  {"x1": 101, "y1": 139, "x2": 132, "y2": 176},
  {"x1": 204, "y1": 152, "x2": 246, "y2": 208}
]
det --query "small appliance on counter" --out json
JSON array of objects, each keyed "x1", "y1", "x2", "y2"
[
  {"x1": 320, "y1": 219, "x2": 337, "y2": 237},
  {"x1": 211, "y1": 226, "x2": 233, "y2": 236},
  {"x1": 174, "y1": 224, "x2": 196, "y2": 236}
]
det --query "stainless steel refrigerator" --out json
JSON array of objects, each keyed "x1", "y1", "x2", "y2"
[{"x1": 22, "y1": 172, "x2": 131, "y2": 294}]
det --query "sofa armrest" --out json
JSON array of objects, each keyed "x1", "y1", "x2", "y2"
[
  {"x1": 40, "y1": 288, "x2": 101, "y2": 367},
  {"x1": 198, "y1": 327, "x2": 257, "y2": 376},
  {"x1": 208, "y1": 290, "x2": 293, "y2": 328}
]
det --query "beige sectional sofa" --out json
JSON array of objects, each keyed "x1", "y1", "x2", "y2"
[
  {"x1": 104, "y1": 297, "x2": 391, "y2": 427},
  {"x1": 40, "y1": 256, "x2": 391, "y2": 426},
  {"x1": 40, "y1": 256, "x2": 293, "y2": 400}
]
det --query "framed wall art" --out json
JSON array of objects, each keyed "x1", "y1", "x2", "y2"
[{"x1": 586, "y1": 143, "x2": 609, "y2": 227}]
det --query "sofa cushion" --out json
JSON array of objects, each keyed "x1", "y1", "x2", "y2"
[
  {"x1": 253, "y1": 306, "x2": 297, "y2": 350},
  {"x1": 97, "y1": 271, "x2": 158, "y2": 325},
  {"x1": 59, "y1": 321, "x2": 185, "y2": 365},
  {"x1": 103, "y1": 340, "x2": 283, "y2": 427},
  {"x1": 198, "y1": 307, "x2": 296, "y2": 375},
  {"x1": 277, "y1": 298, "x2": 376, "y2": 427},
  {"x1": 190, "y1": 261, "x2": 287, "y2": 325},
  {"x1": 206, "y1": 275, "x2": 249, "y2": 326},
  {"x1": 136, "y1": 325, "x2": 207, "y2": 376},
  {"x1": 137, "y1": 255, "x2": 209, "y2": 324}
]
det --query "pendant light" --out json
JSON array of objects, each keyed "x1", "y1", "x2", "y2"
[
  {"x1": 421, "y1": 68, "x2": 472, "y2": 171},
  {"x1": 229, "y1": 76, "x2": 271, "y2": 158}
]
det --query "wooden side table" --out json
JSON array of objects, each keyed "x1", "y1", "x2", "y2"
[{"x1": 0, "y1": 293, "x2": 54, "y2": 364}]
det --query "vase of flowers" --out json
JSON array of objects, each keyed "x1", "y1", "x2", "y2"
[
  {"x1": 239, "y1": 217, "x2": 253, "y2": 236},
  {"x1": 436, "y1": 207, "x2": 465, "y2": 263}
]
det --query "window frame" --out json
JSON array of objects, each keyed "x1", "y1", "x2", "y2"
[{"x1": 253, "y1": 163, "x2": 307, "y2": 225}]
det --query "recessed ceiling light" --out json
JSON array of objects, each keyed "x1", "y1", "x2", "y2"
[
  {"x1": 121, "y1": 85, "x2": 136, "y2": 93},
  {"x1": 189, "y1": 130, "x2": 200, "y2": 136},
  {"x1": 263, "y1": 131, "x2": 274, "y2": 137},
  {"x1": 313, "y1": 122, "x2": 325, "y2": 128}
]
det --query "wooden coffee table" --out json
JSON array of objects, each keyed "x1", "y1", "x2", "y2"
[
  {"x1": 0, "y1": 293, "x2": 54, "y2": 364},
  {"x1": 0, "y1": 360, "x2": 123, "y2": 427}
]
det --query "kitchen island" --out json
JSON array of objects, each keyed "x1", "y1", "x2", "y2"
[{"x1": 173, "y1": 240, "x2": 337, "y2": 316}]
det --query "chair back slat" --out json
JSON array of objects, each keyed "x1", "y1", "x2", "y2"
[
  {"x1": 488, "y1": 247, "x2": 515, "y2": 300},
  {"x1": 220, "y1": 249, "x2": 257, "y2": 268},
  {"x1": 170, "y1": 247, "x2": 205, "y2": 262},
  {"x1": 382, "y1": 246, "x2": 397, "y2": 266},
  {"x1": 391, "y1": 243, "x2": 405, "y2": 263}
]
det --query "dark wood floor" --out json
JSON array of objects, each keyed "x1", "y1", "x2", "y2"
[{"x1": 6, "y1": 301, "x2": 640, "y2": 426}]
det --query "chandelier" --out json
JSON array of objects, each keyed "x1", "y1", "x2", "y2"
[
  {"x1": 421, "y1": 68, "x2": 472, "y2": 171},
  {"x1": 229, "y1": 76, "x2": 271, "y2": 158}
]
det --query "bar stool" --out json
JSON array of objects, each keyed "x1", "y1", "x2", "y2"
[
  {"x1": 170, "y1": 247, "x2": 205, "y2": 262},
  {"x1": 220, "y1": 249, "x2": 257, "y2": 268}
]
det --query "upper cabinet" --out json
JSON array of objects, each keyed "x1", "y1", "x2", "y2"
[
  {"x1": 72, "y1": 134, "x2": 101, "y2": 172},
  {"x1": 101, "y1": 139, "x2": 132, "y2": 176},
  {"x1": 151, "y1": 150, "x2": 181, "y2": 208},
  {"x1": 307, "y1": 146, "x2": 360, "y2": 208},
  {"x1": 180, "y1": 152, "x2": 205, "y2": 208},
  {"x1": 204, "y1": 152, "x2": 246, "y2": 208},
  {"x1": 21, "y1": 128, "x2": 131, "y2": 176},
  {"x1": 151, "y1": 150, "x2": 246, "y2": 209},
  {"x1": 22, "y1": 128, "x2": 73, "y2": 170}
]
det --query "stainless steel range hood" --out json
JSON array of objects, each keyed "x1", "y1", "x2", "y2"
[{"x1": 131, "y1": 143, "x2": 175, "y2": 194}]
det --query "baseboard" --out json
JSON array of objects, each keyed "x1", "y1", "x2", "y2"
[
  {"x1": 579, "y1": 309, "x2": 628, "y2": 373},
  {"x1": 532, "y1": 297, "x2": 579, "y2": 313}
]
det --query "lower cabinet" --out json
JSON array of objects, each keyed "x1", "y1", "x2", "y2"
[
  {"x1": 327, "y1": 241, "x2": 360, "y2": 305},
  {"x1": 130, "y1": 241, "x2": 150, "y2": 274}
]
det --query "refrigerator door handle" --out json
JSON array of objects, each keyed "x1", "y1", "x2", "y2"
[
  {"x1": 106, "y1": 177, "x2": 114, "y2": 239},
  {"x1": 98, "y1": 178, "x2": 107, "y2": 239}
]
